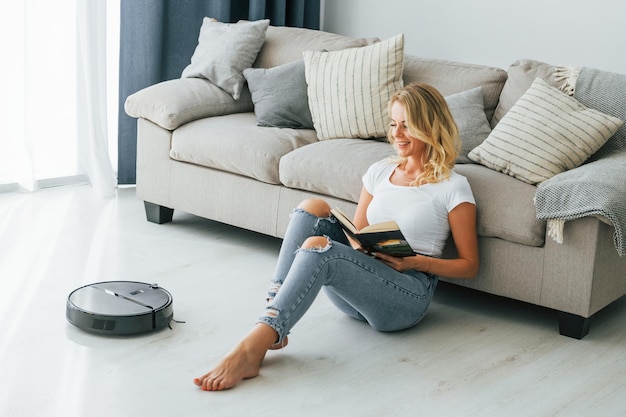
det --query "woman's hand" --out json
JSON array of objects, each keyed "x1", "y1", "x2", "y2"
[
  {"x1": 373, "y1": 252, "x2": 427, "y2": 272},
  {"x1": 373, "y1": 252, "x2": 405, "y2": 271},
  {"x1": 375, "y1": 202, "x2": 479, "y2": 278}
]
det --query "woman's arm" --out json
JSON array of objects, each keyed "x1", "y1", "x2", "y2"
[
  {"x1": 352, "y1": 186, "x2": 373, "y2": 229},
  {"x1": 375, "y1": 202, "x2": 479, "y2": 279},
  {"x1": 346, "y1": 187, "x2": 374, "y2": 250}
]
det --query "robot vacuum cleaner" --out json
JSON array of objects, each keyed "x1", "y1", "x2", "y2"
[{"x1": 66, "y1": 281, "x2": 174, "y2": 335}]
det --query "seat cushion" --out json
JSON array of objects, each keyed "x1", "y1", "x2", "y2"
[
  {"x1": 281, "y1": 140, "x2": 545, "y2": 246},
  {"x1": 280, "y1": 139, "x2": 396, "y2": 203},
  {"x1": 455, "y1": 164, "x2": 546, "y2": 246},
  {"x1": 170, "y1": 113, "x2": 318, "y2": 184}
]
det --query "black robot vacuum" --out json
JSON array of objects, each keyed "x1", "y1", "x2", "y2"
[{"x1": 66, "y1": 281, "x2": 174, "y2": 335}]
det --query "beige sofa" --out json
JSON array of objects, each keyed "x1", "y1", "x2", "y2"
[{"x1": 125, "y1": 25, "x2": 626, "y2": 339}]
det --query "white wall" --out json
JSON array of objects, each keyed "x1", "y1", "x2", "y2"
[{"x1": 321, "y1": 0, "x2": 626, "y2": 75}]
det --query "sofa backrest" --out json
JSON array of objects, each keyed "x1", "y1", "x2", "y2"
[
  {"x1": 403, "y1": 55, "x2": 508, "y2": 123},
  {"x1": 253, "y1": 26, "x2": 378, "y2": 69},
  {"x1": 253, "y1": 26, "x2": 507, "y2": 124}
]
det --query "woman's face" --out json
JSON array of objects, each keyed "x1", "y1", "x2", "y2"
[{"x1": 390, "y1": 101, "x2": 426, "y2": 158}]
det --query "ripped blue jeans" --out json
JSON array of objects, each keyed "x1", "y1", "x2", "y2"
[{"x1": 257, "y1": 208, "x2": 438, "y2": 344}]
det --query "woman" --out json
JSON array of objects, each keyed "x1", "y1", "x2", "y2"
[{"x1": 194, "y1": 83, "x2": 479, "y2": 391}]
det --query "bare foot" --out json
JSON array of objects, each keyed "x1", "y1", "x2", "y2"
[
  {"x1": 193, "y1": 344, "x2": 263, "y2": 391},
  {"x1": 193, "y1": 324, "x2": 278, "y2": 391}
]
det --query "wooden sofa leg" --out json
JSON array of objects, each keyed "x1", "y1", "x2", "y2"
[
  {"x1": 144, "y1": 201, "x2": 174, "y2": 224},
  {"x1": 558, "y1": 312, "x2": 592, "y2": 339}
]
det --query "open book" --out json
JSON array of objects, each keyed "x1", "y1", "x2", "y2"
[{"x1": 330, "y1": 207, "x2": 416, "y2": 257}]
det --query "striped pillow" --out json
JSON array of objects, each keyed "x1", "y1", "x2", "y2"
[
  {"x1": 468, "y1": 77, "x2": 623, "y2": 184},
  {"x1": 303, "y1": 34, "x2": 404, "y2": 140}
]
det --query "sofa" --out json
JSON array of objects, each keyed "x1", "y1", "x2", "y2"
[{"x1": 125, "y1": 22, "x2": 626, "y2": 339}]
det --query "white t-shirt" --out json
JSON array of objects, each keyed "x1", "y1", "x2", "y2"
[{"x1": 362, "y1": 159, "x2": 475, "y2": 257}]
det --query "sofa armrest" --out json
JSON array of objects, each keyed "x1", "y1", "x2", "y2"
[
  {"x1": 535, "y1": 150, "x2": 626, "y2": 255},
  {"x1": 124, "y1": 78, "x2": 254, "y2": 130}
]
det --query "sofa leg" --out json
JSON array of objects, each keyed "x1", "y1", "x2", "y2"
[
  {"x1": 558, "y1": 312, "x2": 592, "y2": 339},
  {"x1": 144, "y1": 201, "x2": 174, "y2": 224}
]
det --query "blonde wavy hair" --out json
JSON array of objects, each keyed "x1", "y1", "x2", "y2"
[{"x1": 387, "y1": 83, "x2": 460, "y2": 185}]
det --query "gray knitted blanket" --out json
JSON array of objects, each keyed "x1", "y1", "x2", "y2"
[{"x1": 534, "y1": 67, "x2": 626, "y2": 256}]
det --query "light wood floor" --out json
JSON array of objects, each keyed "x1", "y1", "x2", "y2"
[{"x1": 1, "y1": 185, "x2": 625, "y2": 417}]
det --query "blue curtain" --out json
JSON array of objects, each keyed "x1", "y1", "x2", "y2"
[{"x1": 117, "y1": 0, "x2": 321, "y2": 184}]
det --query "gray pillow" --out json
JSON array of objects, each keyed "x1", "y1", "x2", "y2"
[
  {"x1": 243, "y1": 59, "x2": 314, "y2": 129},
  {"x1": 181, "y1": 18, "x2": 270, "y2": 100},
  {"x1": 445, "y1": 87, "x2": 492, "y2": 164}
]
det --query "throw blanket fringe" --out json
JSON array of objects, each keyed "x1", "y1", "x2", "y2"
[
  {"x1": 547, "y1": 219, "x2": 565, "y2": 244},
  {"x1": 554, "y1": 65, "x2": 580, "y2": 96}
]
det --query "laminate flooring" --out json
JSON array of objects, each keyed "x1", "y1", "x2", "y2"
[{"x1": 1, "y1": 185, "x2": 625, "y2": 417}]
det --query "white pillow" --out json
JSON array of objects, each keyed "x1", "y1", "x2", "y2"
[
  {"x1": 303, "y1": 34, "x2": 404, "y2": 140},
  {"x1": 468, "y1": 77, "x2": 623, "y2": 184},
  {"x1": 181, "y1": 18, "x2": 270, "y2": 100}
]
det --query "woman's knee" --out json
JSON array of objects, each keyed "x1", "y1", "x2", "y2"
[
  {"x1": 297, "y1": 198, "x2": 331, "y2": 218},
  {"x1": 301, "y1": 235, "x2": 331, "y2": 250}
]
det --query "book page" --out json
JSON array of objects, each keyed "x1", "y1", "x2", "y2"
[
  {"x1": 330, "y1": 208, "x2": 358, "y2": 234},
  {"x1": 331, "y1": 207, "x2": 400, "y2": 234},
  {"x1": 360, "y1": 221, "x2": 401, "y2": 234}
]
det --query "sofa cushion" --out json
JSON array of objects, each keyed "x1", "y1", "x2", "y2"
[
  {"x1": 491, "y1": 59, "x2": 575, "y2": 127},
  {"x1": 468, "y1": 78, "x2": 622, "y2": 185},
  {"x1": 446, "y1": 87, "x2": 492, "y2": 164},
  {"x1": 243, "y1": 59, "x2": 313, "y2": 129},
  {"x1": 280, "y1": 140, "x2": 546, "y2": 247},
  {"x1": 170, "y1": 113, "x2": 318, "y2": 184},
  {"x1": 304, "y1": 34, "x2": 404, "y2": 140},
  {"x1": 181, "y1": 18, "x2": 269, "y2": 100},
  {"x1": 124, "y1": 78, "x2": 253, "y2": 131},
  {"x1": 280, "y1": 139, "x2": 395, "y2": 203},
  {"x1": 454, "y1": 164, "x2": 546, "y2": 247},
  {"x1": 402, "y1": 55, "x2": 507, "y2": 123},
  {"x1": 253, "y1": 26, "x2": 379, "y2": 69}
]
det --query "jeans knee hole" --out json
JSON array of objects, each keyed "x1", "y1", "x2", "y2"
[{"x1": 298, "y1": 236, "x2": 332, "y2": 253}]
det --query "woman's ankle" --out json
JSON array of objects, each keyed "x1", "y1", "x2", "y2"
[{"x1": 245, "y1": 323, "x2": 280, "y2": 351}]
